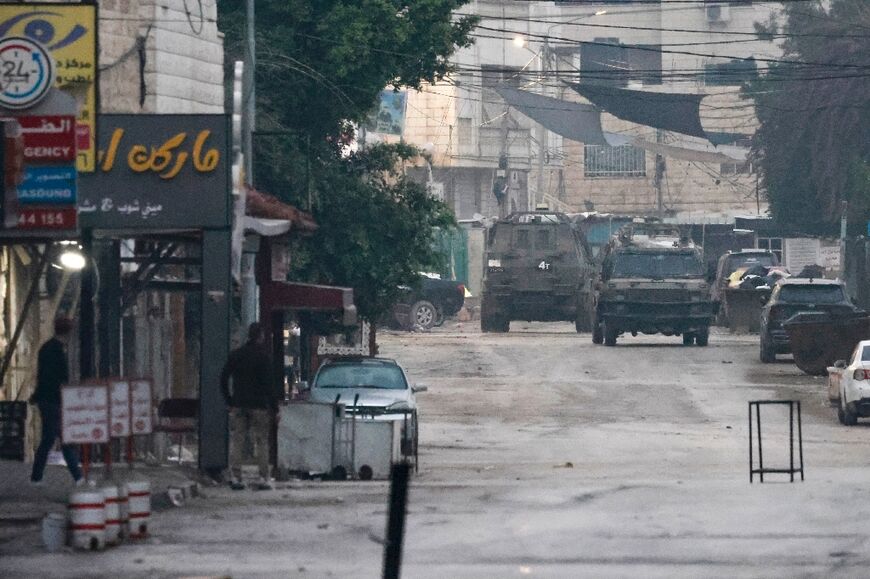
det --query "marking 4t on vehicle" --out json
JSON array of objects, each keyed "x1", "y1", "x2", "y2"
[{"x1": 481, "y1": 211, "x2": 595, "y2": 333}]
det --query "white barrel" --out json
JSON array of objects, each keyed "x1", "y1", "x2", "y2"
[
  {"x1": 125, "y1": 481, "x2": 151, "y2": 538},
  {"x1": 41, "y1": 513, "x2": 66, "y2": 552},
  {"x1": 68, "y1": 490, "x2": 106, "y2": 551},
  {"x1": 101, "y1": 485, "x2": 122, "y2": 545},
  {"x1": 117, "y1": 483, "x2": 129, "y2": 539}
]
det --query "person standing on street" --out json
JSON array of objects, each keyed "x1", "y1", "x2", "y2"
[
  {"x1": 220, "y1": 322, "x2": 278, "y2": 490},
  {"x1": 30, "y1": 317, "x2": 82, "y2": 485}
]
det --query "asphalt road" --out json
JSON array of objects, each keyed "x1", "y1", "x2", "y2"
[{"x1": 4, "y1": 323, "x2": 870, "y2": 578}]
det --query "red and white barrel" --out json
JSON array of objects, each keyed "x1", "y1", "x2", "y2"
[
  {"x1": 117, "y1": 483, "x2": 129, "y2": 538},
  {"x1": 101, "y1": 485, "x2": 123, "y2": 545},
  {"x1": 68, "y1": 490, "x2": 106, "y2": 551},
  {"x1": 126, "y1": 481, "x2": 151, "y2": 538}
]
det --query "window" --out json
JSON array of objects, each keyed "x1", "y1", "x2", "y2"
[
  {"x1": 756, "y1": 237, "x2": 783, "y2": 264},
  {"x1": 778, "y1": 285, "x2": 845, "y2": 305},
  {"x1": 584, "y1": 144, "x2": 646, "y2": 178},
  {"x1": 704, "y1": 58, "x2": 758, "y2": 86},
  {"x1": 457, "y1": 117, "x2": 472, "y2": 147},
  {"x1": 581, "y1": 41, "x2": 663, "y2": 87},
  {"x1": 612, "y1": 253, "x2": 704, "y2": 278},
  {"x1": 536, "y1": 229, "x2": 554, "y2": 250},
  {"x1": 720, "y1": 138, "x2": 754, "y2": 175}
]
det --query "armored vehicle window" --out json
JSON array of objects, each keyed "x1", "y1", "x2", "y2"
[
  {"x1": 778, "y1": 285, "x2": 844, "y2": 305},
  {"x1": 535, "y1": 229, "x2": 554, "y2": 250},
  {"x1": 612, "y1": 253, "x2": 704, "y2": 278},
  {"x1": 513, "y1": 229, "x2": 530, "y2": 249}
]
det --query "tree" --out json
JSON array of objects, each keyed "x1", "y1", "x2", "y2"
[
  {"x1": 217, "y1": 1, "x2": 476, "y2": 319},
  {"x1": 747, "y1": 0, "x2": 870, "y2": 234}
]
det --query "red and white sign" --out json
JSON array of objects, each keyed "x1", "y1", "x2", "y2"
[
  {"x1": 130, "y1": 379, "x2": 153, "y2": 435},
  {"x1": 109, "y1": 380, "x2": 131, "y2": 438},
  {"x1": 17, "y1": 115, "x2": 76, "y2": 163},
  {"x1": 62, "y1": 383, "x2": 110, "y2": 444},
  {"x1": 17, "y1": 206, "x2": 77, "y2": 229}
]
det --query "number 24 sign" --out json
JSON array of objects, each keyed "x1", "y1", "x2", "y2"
[{"x1": 98, "y1": 128, "x2": 220, "y2": 180}]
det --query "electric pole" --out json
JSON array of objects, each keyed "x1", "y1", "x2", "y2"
[{"x1": 535, "y1": 40, "x2": 548, "y2": 211}]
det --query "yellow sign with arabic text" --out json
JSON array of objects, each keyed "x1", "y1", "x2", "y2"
[{"x1": 0, "y1": 4, "x2": 97, "y2": 172}]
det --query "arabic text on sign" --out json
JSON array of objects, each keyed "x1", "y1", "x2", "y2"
[{"x1": 100, "y1": 128, "x2": 221, "y2": 179}]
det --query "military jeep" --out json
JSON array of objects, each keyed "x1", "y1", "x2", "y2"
[
  {"x1": 593, "y1": 222, "x2": 716, "y2": 346},
  {"x1": 480, "y1": 211, "x2": 595, "y2": 333}
]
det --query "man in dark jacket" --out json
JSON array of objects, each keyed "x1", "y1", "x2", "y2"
[
  {"x1": 30, "y1": 317, "x2": 82, "y2": 484},
  {"x1": 220, "y1": 322, "x2": 279, "y2": 489}
]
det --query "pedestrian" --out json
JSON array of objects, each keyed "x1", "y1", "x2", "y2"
[
  {"x1": 30, "y1": 317, "x2": 82, "y2": 485},
  {"x1": 220, "y1": 322, "x2": 279, "y2": 490}
]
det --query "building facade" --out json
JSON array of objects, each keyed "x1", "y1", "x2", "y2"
[{"x1": 402, "y1": 0, "x2": 783, "y2": 221}]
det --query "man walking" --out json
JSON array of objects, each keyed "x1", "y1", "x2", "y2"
[
  {"x1": 30, "y1": 317, "x2": 82, "y2": 485},
  {"x1": 220, "y1": 322, "x2": 278, "y2": 489}
]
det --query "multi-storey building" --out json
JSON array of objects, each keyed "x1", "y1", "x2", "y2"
[{"x1": 403, "y1": 0, "x2": 783, "y2": 221}]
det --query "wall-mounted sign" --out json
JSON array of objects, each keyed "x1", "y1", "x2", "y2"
[
  {"x1": 18, "y1": 115, "x2": 76, "y2": 163},
  {"x1": 17, "y1": 206, "x2": 76, "y2": 230},
  {"x1": 18, "y1": 165, "x2": 76, "y2": 204},
  {"x1": 0, "y1": 5, "x2": 97, "y2": 171},
  {"x1": 79, "y1": 115, "x2": 229, "y2": 230},
  {"x1": 62, "y1": 382, "x2": 109, "y2": 444},
  {"x1": 0, "y1": 37, "x2": 54, "y2": 110}
]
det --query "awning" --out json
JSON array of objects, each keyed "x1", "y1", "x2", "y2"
[
  {"x1": 261, "y1": 281, "x2": 357, "y2": 327},
  {"x1": 568, "y1": 83, "x2": 708, "y2": 140}
]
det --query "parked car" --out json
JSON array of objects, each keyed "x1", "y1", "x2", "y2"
[
  {"x1": 828, "y1": 340, "x2": 870, "y2": 425},
  {"x1": 305, "y1": 357, "x2": 426, "y2": 416},
  {"x1": 712, "y1": 250, "x2": 780, "y2": 306},
  {"x1": 392, "y1": 274, "x2": 465, "y2": 331},
  {"x1": 712, "y1": 250, "x2": 781, "y2": 330},
  {"x1": 760, "y1": 278, "x2": 859, "y2": 363}
]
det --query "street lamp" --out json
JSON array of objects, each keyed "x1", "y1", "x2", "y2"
[{"x1": 59, "y1": 247, "x2": 86, "y2": 270}]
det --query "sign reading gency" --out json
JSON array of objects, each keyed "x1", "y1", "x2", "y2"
[{"x1": 78, "y1": 115, "x2": 230, "y2": 230}]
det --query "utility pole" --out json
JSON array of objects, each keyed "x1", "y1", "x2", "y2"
[
  {"x1": 244, "y1": 0, "x2": 256, "y2": 185},
  {"x1": 535, "y1": 40, "x2": 548, "y2": 211},
  {"x1": 654, "y1": 128, "x2": 665, "y2": 217}
]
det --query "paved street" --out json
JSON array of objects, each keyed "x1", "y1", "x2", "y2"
[{"x1": 4, "y1": 323, "x2": 870, "y2": 578}]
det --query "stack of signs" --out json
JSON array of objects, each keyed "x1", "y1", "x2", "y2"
[
  {"x1": 130, "y1": 379, "x2": 154, "y2": 436},
  {"x1": 17, "y1": 115, "x2": 77, "y2": 230},
  {"x1": 61, "y1": 382, "x2": 109, "y2": 445}
]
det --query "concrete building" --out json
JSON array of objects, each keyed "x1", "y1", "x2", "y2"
[{"x1": 402, "y1": 0, "x2": 783, "y2": 221}]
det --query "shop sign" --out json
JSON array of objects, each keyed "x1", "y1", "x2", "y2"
[
  {"x1": 79, "y1": 115, "x2": 229, "y2": 230},
  {"x1": 17, "y1": 165, "x2": 76, "y2": 204},
  {"x1": 17, "y1": 206, "x2": 76, "y2": 229},
  {"x1": 18, "y1": 115, "x2": 76, "y2": 163},
  {"x1": 61, "y1": 382, "x2": 109, "y2": 444},
  {"x1": 0, "y1": 5, "x2": 97, "y2": 172}
]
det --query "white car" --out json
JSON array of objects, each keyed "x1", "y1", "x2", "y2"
[{"x1": 829, "y1": 340, "x2": 870, "y2": 425}]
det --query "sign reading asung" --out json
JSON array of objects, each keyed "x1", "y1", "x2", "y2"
[{"x1": 78, "y1": 115, "x2": 229, "y2": 229}]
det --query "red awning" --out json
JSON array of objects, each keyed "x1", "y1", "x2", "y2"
[{"x1": 245, "y1": 186, "x2": 318, "y2": 233}]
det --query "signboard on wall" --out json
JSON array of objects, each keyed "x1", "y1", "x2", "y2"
[
  {"x1": 0, "y1": 4, "x2": 97, "y2": 172},
  {"x1": 62, "y1": 382, "x2": 109, "y2": 444},
  {"x1": 78, "y1": 115, "x2": 230, "y2": 229},
  {"x1": 784, "y1": 238, "x2": 821, "y2": 274}
]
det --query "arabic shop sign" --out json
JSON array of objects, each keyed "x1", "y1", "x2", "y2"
[
  {"x1": 18, "y1": 115, "x2": 76, "y2": 162},
  {"x1": 0, "y1": 5, "x2": 98, "y2": 172},
  {"x1": 78, "y1": 114, "x2": 229, "y2": 230},
  {"x1": 18, "y1": 164, "x2": 76, "y2": 204}
]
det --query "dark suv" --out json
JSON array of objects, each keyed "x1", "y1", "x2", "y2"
[
  {"x1": 392, "y1": 275, "x2": 465, "y2": 331},
  {"x1": 760, "y1": 278, "x2": 858, "y2": 362}
]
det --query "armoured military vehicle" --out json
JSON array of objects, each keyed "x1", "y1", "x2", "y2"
[
  {"x1": 593, "y1": 221, "x2": 716, "y2": 346},
  {"x1": 480, "y1": 211, "x2": 595, "y2": 332}
]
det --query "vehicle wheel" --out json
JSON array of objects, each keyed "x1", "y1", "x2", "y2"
[
  {"x1": 842, "y1": 399, "x2": 858, "y2": 426},
  {"x1": 603, "y1": 321, "x2": 618, "y2": 347},
  {"x1": 410, "y1": 300, "x2": 437, "y2": 330},
  {"x1": 433, "y1": 308, "x2": 445, "y2": 327},
  {"x1": 837, "y1": 403, "x2": 847, "y2": 425},
  {"x1": 695, "y1": 327, "x2": 710, "y2": 347},
  {"x1": 760, "y1": 334, "x2": 775, "y2": 363},
  {"x1": 682, "y1": 333, "x2": 694, "y2": 346},
  {"x1": 592, "y1": 310, "x2": 604, "y2": 344}
]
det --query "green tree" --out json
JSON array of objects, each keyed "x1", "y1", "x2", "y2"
[
  {"x1": 747, "y1": 0, "x2": 870, "y2": 234},
  {"x1": 217, "y1": 1, "x2": 476, "y2": 319}
]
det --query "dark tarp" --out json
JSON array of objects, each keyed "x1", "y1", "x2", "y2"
[
  {"x1": 568, "y1": 83, "x2": 707, "y2": 139},
  {"x1": 496, "y1": 86, "x2": 611, "y2": 146}
]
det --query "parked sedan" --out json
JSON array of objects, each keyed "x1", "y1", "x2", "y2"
[
  {"x1": 760, "y1": 278, "x2": 858, "y2": 363},
  {"x1": 830, "y1": 340, "x2": 870, "y2": 425}
]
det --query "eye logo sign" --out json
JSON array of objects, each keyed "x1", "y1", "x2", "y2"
[{"x1": 0, "y1": 36, "x2": 53, "y2": 110}]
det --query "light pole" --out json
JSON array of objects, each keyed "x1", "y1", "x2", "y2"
[{"x1": 534, "y1": 10, "x2": 607, "y2": 210}]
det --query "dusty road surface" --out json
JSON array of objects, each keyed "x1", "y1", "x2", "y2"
[{"x1": 4, "y1": 323, "x2": 870, "y2": 578}]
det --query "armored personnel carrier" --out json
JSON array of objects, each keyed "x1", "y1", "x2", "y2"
[
  {"x1": 480, "y1": 211, "x2": 595, "y2": 333},
  {"x1": 593, "y1": 221, "x2": 716, "y2": 346}
]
